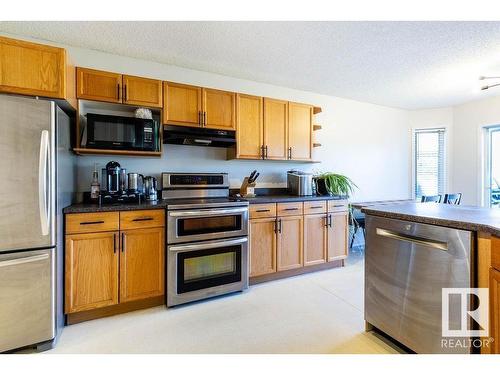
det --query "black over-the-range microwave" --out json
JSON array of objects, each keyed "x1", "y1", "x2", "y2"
[{"x1": 85, "y1": 113, "x2": 160, "y2": 151}]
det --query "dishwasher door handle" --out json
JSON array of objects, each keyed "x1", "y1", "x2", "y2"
[{"x1": 376, "y1": 228, "x2": 448, "y2": 251}]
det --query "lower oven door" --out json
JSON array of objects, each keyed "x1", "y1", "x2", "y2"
[
  {"x1": 167, "y1": 237, "x2": 248, "y2": 307},
  {"x1": 167, "y1": 207, "x2": 248, "y2": 243}
]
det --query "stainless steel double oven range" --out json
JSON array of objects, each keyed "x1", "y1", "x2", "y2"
[{"x1": 162, "y1": 173, "x2": 249, "y2": 307}]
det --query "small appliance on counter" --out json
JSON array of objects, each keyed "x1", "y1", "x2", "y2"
[
  {"x1": 143, "y1": 176, "x2": 158, "y2": 201},
  {"x1": 127, "y1": 172, "x2": 144, "y2": 195},
  {"x1": 287, "y1": 170, "x2": 313, "y2": 196}
]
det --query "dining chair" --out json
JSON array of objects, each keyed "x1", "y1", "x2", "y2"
[
  {"x1": 421, "y1": 195, "x2": 442, "y2": 203},
  {"x1": 443, "y1": 193, "x2": 462, "y2": 205},
  {"x1": 349, "y1": 207, "x2": 365, "y2": 249}
]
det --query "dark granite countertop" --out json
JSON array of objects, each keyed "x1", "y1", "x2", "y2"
[
  {"x1": 362, "y1": 202, "x2": 500, "y2": 236},
  {"x1": 63, "y1": 194, "x2": 346, "y2": 214}
]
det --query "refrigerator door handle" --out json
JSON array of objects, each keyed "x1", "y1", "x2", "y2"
[{"x1": 38, "y1": 130, "x2": 50, "y2": 236}]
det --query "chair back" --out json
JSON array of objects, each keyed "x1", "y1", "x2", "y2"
[
  {"x1": 421, "y1": 195, "x2": 442, "y2": 203},
  {"x1": 443, "y1": 193, "x2": 462, "y2": 205}
]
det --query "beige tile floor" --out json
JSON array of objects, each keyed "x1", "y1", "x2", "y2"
[{"x1": 47, "y1": 248, "x2": 401, "y2": 354}]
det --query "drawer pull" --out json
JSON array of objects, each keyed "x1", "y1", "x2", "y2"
[
  {"x1": 255, "y1": 209, "x2": 271, "y2": 213},
  {"x1": 310, "y1": 206, "x2": 323, "y2": 209},
  {"x1": 332, "y1": 204, "x2": 345, "y2": 208},
  {"x1": 132, "y1": 217, "x2": 154, "y2": 222},
  {"x1": 79, "y1": 220, "x2": 105, "y2": 225},
  {"x1": 284, "y1": 208, "x2": 299, "y2": 211}
]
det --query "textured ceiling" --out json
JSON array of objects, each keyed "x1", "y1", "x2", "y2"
[{"x1": 2, "y1": 21, "x2": 500, "y2": 109}]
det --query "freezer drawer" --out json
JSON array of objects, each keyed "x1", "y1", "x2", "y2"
[
  {"x1": 365, "y1": 215, "x2": 473, "y2": 354},
  {"x1": 0, "y1": 249, "x2": 55, "y2": 352}
]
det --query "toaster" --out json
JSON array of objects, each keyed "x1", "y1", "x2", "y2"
[{"x1": 287, "y1": 170, "x2": 313, "y2": 196}]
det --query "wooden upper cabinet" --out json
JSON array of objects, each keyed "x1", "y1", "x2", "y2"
[
  {"x1": 277, "y1": 215, "x2": 303, "y2": 271},
  {"x1": 250, "y1": 218, "x2": 277, "y2": 277},
  {"x1": 304, "y1": 213, "x2": 328, "y2": 266},
  {"x1": 0, "y1": 36, "x2": 66, "y2": 99},
  {"x1": 122, "y1": 75, "x2": 162, "y2": 108},
  {"x1": 120, "y1": 227, "x2": 164, "y2": 303},
  {"x1": 65, "y1": 231, "x2": 119, "y2": 313},
  {"x1": 202, "y1": 88, "x2": 236, "y2": 131},
  {"x1": 263, "y1": 98, "x2": 288, "y2": 160},
  {"x1": 163, "y1": 81, "x2": 202, "y2": 127},
  {"x1": 288, "y1": 102, "x2": 313, "y2": 161},
  {"x1": 77, "y1": 67, "x2": 121, "y2": 103},
  {"x1": 236, "y1": 94, "x2": 263, "y2": 159},
  {"x1": 327, "y1": 212, "x2": 349, "y2": 262}
]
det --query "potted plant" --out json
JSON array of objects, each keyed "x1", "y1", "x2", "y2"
[{"x1": 314, "y1": 172, "x2": 357, "y2": 197}]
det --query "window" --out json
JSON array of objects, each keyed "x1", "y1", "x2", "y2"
[
  {"x1": 413, "y1": 128, "x2": 446, "y2": 199},
  {"x1": 485, "y1": 126, "x2": 500, "y2": 208}
]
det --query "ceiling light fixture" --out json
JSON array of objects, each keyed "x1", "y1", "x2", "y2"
[
  {"x1": 481, "y1": 83, "x2": 500, "y2": 91},
  {"x1": 479, "y1": 76, "x2": 500, "y2": 80}
]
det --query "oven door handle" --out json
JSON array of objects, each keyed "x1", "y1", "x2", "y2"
[
  {"x1": 169, "y1": 237, "x2": 248, "y2": 252},
  {"x1": 169, "y1": 207, "x2": 248, "y2": 217}
]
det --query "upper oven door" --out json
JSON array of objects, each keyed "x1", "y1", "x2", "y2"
[{"x1": 167, "y1": 206, "x2": 248, "y2": 244}]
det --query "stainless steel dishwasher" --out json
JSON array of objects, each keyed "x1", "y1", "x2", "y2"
[{"x1": 365, "y1": 215, "x2": 473, "y2": 354}]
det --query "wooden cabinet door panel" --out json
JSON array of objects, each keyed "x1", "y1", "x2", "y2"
[
  {"x1": 250, "y1": 218, "x2": 277, "y2": 277},
  {"x1": 120, "y1": 228, "x2": 165, "y2": 303},
  {"x1": 203, "y1": 88, "x2": 236, "y2": 130},
  {"x1": 163, "y1": 82, "x2": 202, "y2": 127},
  {"x1": 123, "y1": 75, "x2": 162, "y2": 108},
  {"x1": 76, "y1": 67, "x2": 122, "y2": 103},
  {"x1": 490, "y1": 268, "x2": 500, "y2": 354},
  {"x1": 65, "y1": 231, "x2": 119, "y2": 313},
  {"x1": 277, "y1": 215, "x2": 303, "y2": 271},
  {"x1": 236, "y1": 94, "x2": 263, "y2": 159},
  {"x1": 263, "y1": 98, "x2": 288, "y2": 160},
  {"x1": 0, "y1": 36, "x2": 66, "y2": 98},
  {"x1": 304, "y1": 214, "x2": 328, "y2": 266},
  {"x1": 327, "y1": 212, "x2": 348, "y2": 261},
  {"x1": 288, "y1": 102, "x2": 313, "y2": 161}
]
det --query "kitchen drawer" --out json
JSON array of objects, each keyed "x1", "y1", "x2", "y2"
[
  {"x1": 492, "y1": 236, "x2": 500, "y2": 272},
  {"x1": 66, "y1": 212, "x2": 119, "y2": 234},
  {"x1": 328, "y1": 200, "x2": 349, "y2": 213},
  {"x1": 277, "y1": 202, "x2": 304, "y2": 217},
  {"x1": 304, "y1": 201, "x2": 327, "y2": 215},
  {"x1": 120, "y1": 210, "x2": 165, "y2": 230},
  {"x1": 250, "y1": 203, "x2": 277, "y2": 219}
]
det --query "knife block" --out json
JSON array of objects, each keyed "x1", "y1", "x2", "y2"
[{"x1": 240, "y1": 177, "x2": 256, "y2": 198}]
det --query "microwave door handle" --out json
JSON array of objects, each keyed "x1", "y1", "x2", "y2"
[
  {"x1": 169, "y1": 237, "x2": 248, "y2": 252},
  {"x1": 169, "y1": 207, "x2": 248, "y2": 217}
]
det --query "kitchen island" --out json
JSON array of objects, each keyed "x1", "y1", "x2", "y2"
[{"x1": 362, "y1": 202, "x2": 500, "y2": 354}]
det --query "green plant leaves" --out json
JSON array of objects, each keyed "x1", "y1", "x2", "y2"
[{"x1": 316, "y1": 172, "x2": 357, "y2": 197}]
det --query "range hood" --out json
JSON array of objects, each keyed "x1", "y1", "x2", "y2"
[{"x1": 163, "y1": 125, "x2": 236, "y2": 148}]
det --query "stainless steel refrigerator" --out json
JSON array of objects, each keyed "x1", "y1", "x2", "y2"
[{"x1": 0, "y1": 94, "x2": 75, "y2": 352}]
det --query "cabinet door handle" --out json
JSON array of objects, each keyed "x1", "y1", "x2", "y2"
[
  {"x1": 123, "y1": 84, "x2": 127, "y2": 102},
  {"x1": 274, "y1": 218, "x2": 278, "y2": 234},
  {"x1": 198, "y1": 111, "x2": 202, "y2": 126},
  {"x1": 117, "y1": 84, "x2": 121, "y2": 100},
  {"x1": 328, "y1": 214, "x2": 332, "y2": 227},
  {"x1": 203, "y1": 112, "x2": 206, "y2": 127},
  {"x1": 261, "y1": 145, "x2": 265, "y2": 160},
  {"x1": 324, "y1": 215, "x2": 329, "y2": 227},
  {"x1": 288, "y1": 147, "x2": 292, "y2": 159},
  {"x1": 80, "y1": 220, "x2": 105, "y2": 225},
  {"x1": 278, "y1": 218, "x2": 282, "y2": 233},
  {"x1": 255, "y1": 209, "x2": 270, "y2": 213},
  {"x1": 132, "y1": 217, "x2": 154, "y2": 222},
  {"x1": 265, "y1": 145, "x2": 268, "y2": 159},
  {"x1": 113, "y1": 233, "x2": 117, "y2": 253},
  {"x1": 121, "y1": 232, "x2": 126, "y2": 252}
]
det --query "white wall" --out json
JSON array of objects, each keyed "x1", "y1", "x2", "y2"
[{"x1": 4, "y1": 33, "x2": 412, "y2": 202}]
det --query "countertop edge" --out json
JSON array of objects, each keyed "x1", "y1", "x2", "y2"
[{"x1": 362, "y1": 207, "x2": 500, "y2": 237}]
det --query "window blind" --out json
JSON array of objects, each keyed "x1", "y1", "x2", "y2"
[{"x1": 414, "y1": 128, "x2": 446, "y2": 199}]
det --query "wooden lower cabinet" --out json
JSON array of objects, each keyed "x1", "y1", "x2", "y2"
[
  {"x1": 65, "y1": 231, "x2": 119, "y2": 313},
  {"x1": 120, "y1": 227, "x2": 164, "y2": 302},
  {"x1": 277, "y1": 215, "x2": 303, "y2": 271},
  {"x1": 490, "y1": 268, "x2": 500, "y2": 354},
  {"x1": 304, "y1": 214, "x2": 328, "y2": 266},
  {"x1": 327, "y1": 212, "x2": 349, "y2": 261},
  {"x1": 249, "y1": 218, "x2": 277, "y2": 277}
]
